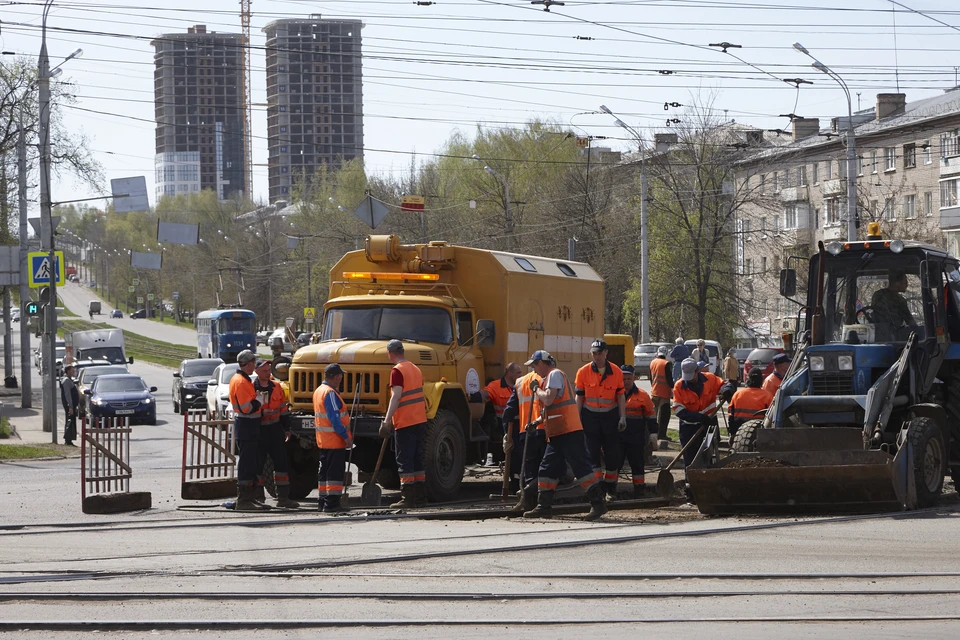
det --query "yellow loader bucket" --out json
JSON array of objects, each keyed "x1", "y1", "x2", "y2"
[{"x1": 686, "y1": 428, "x2": 913, "y2": 515}]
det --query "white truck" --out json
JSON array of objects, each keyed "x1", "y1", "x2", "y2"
[{"x1": 66, "y1": 328, "x2": 133, "y2": 366}]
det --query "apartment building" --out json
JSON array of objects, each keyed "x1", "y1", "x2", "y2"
[
  {"x1": 262, "y1": 15, "x2": 364, "y2": 203},
  {"x1": 735, "y1": 90, "x2": 960, "y2": 345},
  {"x1": 152, "y1": 25, "x2": 246, "y2": 201}
]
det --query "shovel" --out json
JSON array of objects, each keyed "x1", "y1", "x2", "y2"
[
  {"x1": 656, "y1": 425, "x2": 706, "y2": 498},
  {"x1": 343, "y1": 384, "x2": 362, "y2": 492},
  {"x1": 361, "y1": 436, "x2": 390, "y2": 507}
]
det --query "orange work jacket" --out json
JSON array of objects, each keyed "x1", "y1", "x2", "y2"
[
  {"x1": 314, "y1": 382, "x2": 350, "y2": 449},
  {"x1": 484, "y1": 378, "x2": 513, "y2": 420},
  {"x1": 729, "y1": 386, "x2": 772, "y2": 423},
  {"x1": 259, "y1": 378, "x2": 289, "y2": 427},
  {"x1": 762, "y1": 372, "x2": 783, "y2": 396},
  {"x1": 229, "y1": 372, "x2": 261, "y2": 420},
  {"x1": 575, "y1": 361, "x2": 625, "y2": 413},
  {"x1": 671, "y1": 373, "x2": 724, "y2": 421},
  {"x1": 516, "y1": 371, "x2": 543, "y2": 431},
  {"x1": 542, "y1": 369, "x2": 582, "y2": 438}
]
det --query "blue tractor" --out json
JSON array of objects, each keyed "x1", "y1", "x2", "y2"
[{"x1": 688, "y1": 225, "x2": 960, "y2": 514}]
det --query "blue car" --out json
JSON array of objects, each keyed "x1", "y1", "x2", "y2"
[{"x1": 84, "y1": 374, "x2": 158, "y2": 425}]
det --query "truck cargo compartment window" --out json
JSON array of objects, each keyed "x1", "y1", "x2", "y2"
[
  {"x1": 557, "y1": 263, "x2": 577, "y2": 277},
  {"x1": 514, "y1": 258, "x2": 537, "y2": 272}
]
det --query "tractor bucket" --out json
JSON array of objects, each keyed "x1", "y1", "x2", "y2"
[{"x1": 686, "y1": 427, "x2": 912, "y2": 515}]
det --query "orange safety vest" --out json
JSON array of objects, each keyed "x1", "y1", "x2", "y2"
[
  {"x1": 484, "y1": 378, "x2": 513, "y2": 420},
  {"x1": 542, "y1": 368, "x2": 582, "y2": 438},
  {"x1": 649, "y1": 357, "x2": 672, "y2": 399},
  {"x1": 762, "y1": 372, "x2": 783, "y2": 395},
  {"x1": 259, "y1": 378, "x2": 289, "y2": 426},
  {"x1": 516, "y1": 371, "x2": 543, "y2": 431},
  {"x1": 228, "y1": 372, "x2": 260, "y2": 419},
  {"x1": 314, "y1": 382, "x2": 349, "y2": 449},
  {"x1": 671, "y1": 373, "x2": 724, "y2": 421},
  {"x1": 575, "y1": 361, "x2": 625, "y2": 413},
  {"x1": 392, "y1": 360, "x2": 427, "y2": 429},
  {"x1": 625, "y1": 386, "x2": 655, "y2": 421},
  {"x1": 729, "y1": 386, "x2": 773, "y2": 422}
]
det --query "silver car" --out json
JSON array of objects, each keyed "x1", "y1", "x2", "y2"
[{"x1": 633, "y1": 342, "x2": 673, "y2": 379}]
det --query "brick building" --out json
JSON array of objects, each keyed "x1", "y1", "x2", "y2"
[{"x1": 262, "y1": 16, "x2": 364, "y2": 203}]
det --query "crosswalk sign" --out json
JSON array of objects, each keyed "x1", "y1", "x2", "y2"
[{"x1": 27, "y1": 251, "x2": 64, "y2": 288}]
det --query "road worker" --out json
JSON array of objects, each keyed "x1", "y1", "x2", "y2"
[
  {"x1": 523, "y1": 351, "x2": 607, "y2": 521},
  {"x1": 505, "y1": 356, "x2": 546, "y2": 514},
  {"x1": 470, "y1": 362, "x2": 523, "y2": 492},
  {"x1": 649, "y1": 346, "x2": 674, "y2": 442},
  {"x1": 254, "y1": 358, "x2": 299, "y2": 509},
  {"x1": 229, "y1": 349, "x2": 269, "y2": 511},
  {"x1": 669, "y1": 337, "x2": 689, "y2": 383},
  {"x1": 575, "y1": 339, "x2": 627, "y2": 501},
  {"x1": 728, "y1": 367, "x2": 772, "y2": 441},
  {"x1": 762, "y1": 353, "x2": 792, "y2": 395},
  {"x1": 620, "y1": 365, "x2": 659, "y2": 498},
  {"x1": 381, "y1": 339, "x2": 427, "y2": 508},
  {"x1": 672, "y1": 357, "x2": 724, "y2": 501},
  {"x1": 313, "y1": 363, "x2": 352, "y2": 513}
]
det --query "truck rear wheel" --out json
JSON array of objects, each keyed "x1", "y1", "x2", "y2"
[
  {"x1": 907, "y1": 417, "x2": 946, "y2": 508},
  {"x1": 423, "y1": 409, "x2": 465, "y2": 502},
  {"x1": 730, "y1": 419, "x2": 762, "y2": 454}
]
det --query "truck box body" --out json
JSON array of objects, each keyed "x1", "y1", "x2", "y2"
[
  {"x1": 88, "y1": 300, "x2": 101, "y2": 315},
  {"x1": 67, "y1": 328, "x2": 130, "y2": 365}
]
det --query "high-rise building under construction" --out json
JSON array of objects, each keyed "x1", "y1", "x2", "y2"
[
  {"x1": 152, "y1": 25, "x2": 246, "y2": 202},
  {"x1": 263, "y1": 16, "x2": 363, "y2": 202}
]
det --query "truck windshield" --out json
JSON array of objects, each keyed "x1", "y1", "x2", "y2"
[
  {"x1": 217, "y1": 318, "x2": 255, "y2": 334},
  {"x1": 79, "y1": 347, "x2": 126, "y2": 364},
  {"x1": 323, "y1": 306, "x2": 454, "y2": 344},
  {"x1": 816, "y1": 253, "x2": 925, "y2": 343}
]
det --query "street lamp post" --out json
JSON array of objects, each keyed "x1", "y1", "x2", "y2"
[
  {"x1": 600, "y1": 105, "x2": 651, "y2": 343},
  {"x1": 472, "y1": 155, "x2": 513, "y2": 251},
  {"x1": 794, "y1": 42, "x2": 857, "y2": 242}
]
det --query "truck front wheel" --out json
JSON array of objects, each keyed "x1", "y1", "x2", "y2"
[
  {"x1": 423, "y1": 409, "x2": 465, "y2": 502},
  {"x1": 285, "y1": 441, "x2": 321, "y2": 501}
]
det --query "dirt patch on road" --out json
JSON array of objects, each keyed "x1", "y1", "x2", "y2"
[{"x1": 724, "y1": 457, "x2": 794, "y2": 469}]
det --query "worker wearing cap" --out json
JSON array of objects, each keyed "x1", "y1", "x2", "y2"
[
  {"x1": 229, "y1": 350, "x2": 269, "y2": 511},
  {"x1": 523, "y1": 350, "x2": 607, "y2": 521},
  {"x1": 576, "y1": 339, "x2": 627, "y2": 501},
  {"x1": 728, "y1": 368, "x2": 773, "y2": 441},
  {"x1": 505, "y1": 354, "x2": 547, "y2": 514},
  {"x1": 470, "y1": 363, "x2": 523, "y2": 492},
  {"x1": 672, "y1": 357, "x2": 724, "y2": 483},
  {"x1": 381, "y1": 339, "x2": 428, "y2": 508},
  {"x1": 762, "y1": 353, "x2": 792, "y2": 395},
  {"x1": 253, "y1": 357, "x2": 299, "y2": 509},
  {"x1": 649, "y1": 346, "x2": 674, "y2": 442},
  {"x1": 620, "y1": 365, "x2": 658, "y2": 497},
  {"x1": 313, "y1": 363, "x2": 352, "y2": 513}
]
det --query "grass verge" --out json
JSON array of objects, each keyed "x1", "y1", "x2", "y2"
[
  {"x1": 0, "y1": 442, "x2": 78, "y2": 460},
  {"x1": 58, "y1": 318, "x2": 196, "y2": 369}
]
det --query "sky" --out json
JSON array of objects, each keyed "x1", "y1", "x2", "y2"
[{"x1": 1, "y1": 0, "x2": 959, "y2": 211}]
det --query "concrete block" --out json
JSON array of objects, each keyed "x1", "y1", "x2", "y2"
[{"x1": 82, "y1": 491, "x2": 152, "y2": 514}]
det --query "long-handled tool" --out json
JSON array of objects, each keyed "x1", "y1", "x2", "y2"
[
  {"x1": 656, "y1": 425, "x2": 706, "y2": 498},
  {"x1": 510, "y1": 388, "x2": 540, "y2": 511},
  {"x1": 361, "y1": 435, "x2": 389, "y2": 507},
  {"x1": 500, "y1": 426, "x2": 513, "y2": 501},
  {"x1": 342, "y1": 383, "x2": 362, "y2": 506}
]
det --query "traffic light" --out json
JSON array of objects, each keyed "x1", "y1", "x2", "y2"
[
  {"x1": 24, "y1": 301, "x2": 40, "y2": 317},
  {"x1": 38, "y1": 287, "x2": 50, "y2": 305}
]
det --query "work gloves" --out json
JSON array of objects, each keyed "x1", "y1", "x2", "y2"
[
  {"x1": 617, "y1": 416, "x2": 627, "y2": 432},
  {"x1": 706, "y1": 414, "x2": 719, "y2": 427},
  {"x1": 379, "y1": 420, "x2": 394, "y2": 439},
  {"x1": 648, "y1": 433, "x2": 659, "y2": 450},
  {"x1": 529, "y1": 379, "x2": 539, "y2": 392}
]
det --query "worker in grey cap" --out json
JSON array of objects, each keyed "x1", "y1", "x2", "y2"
[
  {"x1": 229, "y1": 349, "x2": 270, "y2": 511},
  {"x1": 381, "y1": 339, "x2": 428, "y2": 508}
]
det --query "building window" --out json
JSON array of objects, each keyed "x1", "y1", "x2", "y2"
[
  {"x1": 773, "y1": 171, "x2": 781, "y2": 193},
  {"x1": 869, "y1": 200, "x2": 878, "y2": 220},
  {"x1": 941, "y1": 179, "x2": 960, "y2": 209},
  {"x1": 761, "y1": 217, "x2": 767, "y2": 235},
  {"x1": 826, "y1": 198, "x2": 840, "y2": 225},
  {"x1": 856, "y1": 155, "x2": 863, "y2": 176},
  {"x1": 744, "y1": 258, "x2": 752, "y2": 275},
  {"x1": 797, "y1": 165, "x2": 806, "y2": 186},
  {"x1": 280, "y1": 146, "x2": 287, "y2": 152},
  {"x1": 940, "y1": 130, "x2": 960, "y2": 158},
  {"x1": 784, "y1": 204, "x2": 798, "y2": 230},
  {"x1": 279, "y1": 85, "x2": 286, "y2": 92},
  {"x1": 839, "y1": 159, "x2": 847, "y2": 180},
  {"x1": 825, "y1": 160, "x2": 834, "y2": 180},
  {"x1": 761, "y1": 256, "x2": 767, "y2": 273},
  {"x1": 814, "y1": 207, "x2": 820, "y2": 229},
  {"x1": 743, "y1": 219, "x2": 750, "y2": 236},
  {"x1": 883, "y1": 197, "x2": 895, "y2": 220},
  {"x1": 884, "y1": 147, "x2": 896, "y2": 171},
  {"x1": 924, "y1": 140, "x2": 933, "y2": 165},
  {"x1": 870, "y1": 150, "x2": 878, "y2": 174},
  {"x1": 904, "y1": 143, "x2": 916, "y2": 169},
  {"x1": 925, "y1": 191, "x2": 934, "y2": 216},
  {"x1": 904, "y1": 194, "x2": 916, "y2": 219},
  {"x1": 759, "y1": 173, "x2": 766, "y2": 193},
  {"x1": 812, "y1": 162, "x2": 819, "y2": 184},
  {"x1": 279, "y1": 126, "x2": 287, "y2": 133}
]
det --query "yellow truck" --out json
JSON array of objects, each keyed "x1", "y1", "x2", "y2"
[{"x1": 282, "y1": 235, "x2": 632, "y2": 501}]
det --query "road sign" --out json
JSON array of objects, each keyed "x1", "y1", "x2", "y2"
[
  {"x1": 147, "y1": 293, "x2": 155, "y2": 301},
  {"x1": 27, "y1": 251, "x2": 64, "y2": 288},
  {"x1": 352, "y1": 195, "x2": 389, "y2": 229},
  {"x1": 132, "y1": 278, "x2": 140, "y2": 286},
  {"x1": 172, "y1": 291, "x2": 180, "y2": 301},
  {"x1": 128, "y1": 286, "x2": 135, "y2": 293},
  {"x1": 303, "y1": 307, "x2": 316, "y2": 320},
  {"x1": 401, "y1": 195, "x2": 425, "y2": 212},
  {"x1": 137, "y1": 296, "x2": 143, "y2": 304},
  {"x1": 576, "y1": 136, "x2": 590, "y2": 148},
  {"x1": 24, "y1": 301, "x2": 39, "y2": 317}
]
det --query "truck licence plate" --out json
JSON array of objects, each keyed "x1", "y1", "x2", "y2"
[{"x1": 116, "y1": 409, "x2": 135, "y2": 415}]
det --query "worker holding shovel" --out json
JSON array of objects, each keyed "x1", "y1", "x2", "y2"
[{"x1": 313, "y1": 363, "x2": 353, "y2": 513}]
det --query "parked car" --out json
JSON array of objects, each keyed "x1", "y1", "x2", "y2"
[
  {"x1": 295, "y1": 331, "x2": 316, "y2": 348},
  {"x1": 633, "y1": 342, "x2": 673, "y2": 379},
  {"x1": 206, "y1": 362, "x2": 239, "y2": 419},
  {"x1": 76, "y1": 364, "x2": 130, "y2": 417},
  {"x1": 685, "y1": 339, "x2": 723, "y2": 375},
  {"x1": 173, "y1": 358, "x2": 223, "y2": 414},
  {"x1": 83, "y1": 374, "x2": 158, "y2": 425},
  {"x1": 37, "y1": 339, "x2": 66, "y2": 374},
  {"x1": 131, "y1": 308, "x2": 147, "y2": 319},
  {"x1": 256, "y1": 329, "x2": 273, "y2": 346},
  {"x1": 110, "y1": 309, "x2": 123, "y2": 318},
  {"x1": 743, "y1": 347, "x2": 786, "y2": 379},
  {"x1": 268, "y1": 327, "x2": 296, "y2": 354},
  {"x1": 733, "y1": 348, "x2": 754, "y2": 379}
]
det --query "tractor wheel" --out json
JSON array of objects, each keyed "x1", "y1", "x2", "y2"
[
  {"x1": 730, "y1": 419, "x2": 762, "y2": 453},
  {"x1": 423, "y1": 409, "x2": 465, "y2": 502},
  {"x1": 907, "y1": 417, "x2": 946, "y2": 508}
]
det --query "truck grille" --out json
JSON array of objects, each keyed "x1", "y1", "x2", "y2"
[
  {"x1": 811, "y1": 374, "x2": 855, "y2": 396},
  {"x1": 292, "y1": 369, "x2": 381, "y2": 404}
]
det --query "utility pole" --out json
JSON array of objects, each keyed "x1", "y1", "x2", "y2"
[{"x1": 18, "y1": 118, "x2": 31, "y2": 408}]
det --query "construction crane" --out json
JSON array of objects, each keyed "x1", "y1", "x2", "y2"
[{"x1": 240, "y1": 0, "x2": 253, "y2": 201}]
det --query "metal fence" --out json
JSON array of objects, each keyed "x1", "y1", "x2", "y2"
[{"x1": 180, "y1": 410, "x2": 236, "y2": 500}]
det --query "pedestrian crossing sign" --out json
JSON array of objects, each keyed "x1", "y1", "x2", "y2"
[{"x1": 27, "y1": 251, "x2": 65, "y2": 288}]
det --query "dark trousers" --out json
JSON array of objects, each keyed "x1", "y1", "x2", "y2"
[
  {"x1": 679, "y1": 421, "x2": 706, "y2": 470},
  {"x1": 394, "y1": 422, "x2": 425, "y2": 485},
  {"x1": 537, "y1": 430, "x2": 597, "y2": 494},
  {"x1": 235, "y1": 421, "x2": 261, "y2": 486},
  {"x1": 256, "y1": 424, "x2": 290, "y2": 486},
  {"x1": 63, "y1": 412, "x2": 77, "y2": 443},
  {"x1": 506, "y1": 423, "x2": 525, "y2": 494},
  {"x1": 619, "y1": 426, "x2": 648, "y2": 487},
  {"x1": 653, "y1": 397, "x2": 671, "y2": 439},
  {"x1": 318, "y1": 447, "x2": 346, "y2": 509},
  {"x1": 582, "y1": 409, "x2": 622, "y2": 493},
  {"x1": 518, "y1": 429, "x2": 547, "y2": 490}
]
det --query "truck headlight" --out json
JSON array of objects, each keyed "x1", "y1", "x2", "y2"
[
  {"x1": 838, "y1": 355, "x2": 853, "y2": 370},
  {"x1": 810, "y1": 356, "x2": 825, "y2": 371}
]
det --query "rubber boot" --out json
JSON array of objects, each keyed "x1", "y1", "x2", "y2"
[
  {"x1": 275, "y1": 484, "x2": 300, "y2": 509},
  {"x1": 323, "y1": 496, "x2": 348, "y2": 513},
  {"x1": 584, "y1": 484, "x2": 608, "y2": 521},
  {"x1": 415, "y1": 482, "x2": 428, "y2": 508},
  {"x1": 235, "y1": 484, "x2": 270, "y2": 512},
  {"x1": 523, "y1": 490, "x2": 554, "y2": 519},
  {"x1": 633, "y1": 483, "x2": 647, "y2": 499},
  {"x1": 253, "y1": 479, "x2": 267, "y2": 505},
  {"x1": 510, "y1": 484, "x2": 538, "y2": 515},
  {"x1": 604, "y1": 481, "x2": 618, "y2": 503},
  {"x1": 390, "y1": 484, "x2": 416, "y2": 509}
]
